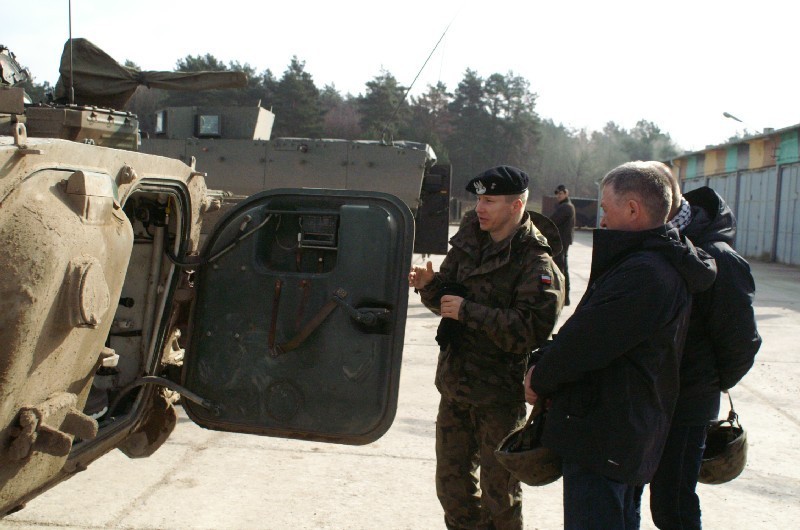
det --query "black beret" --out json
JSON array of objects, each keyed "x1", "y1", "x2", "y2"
[
  {"x1": 554, "y1": 184, "x2": 568, "y2": 194},
  {"x1": 465, "y1": 165, "x2": 529, "y2": 196}
]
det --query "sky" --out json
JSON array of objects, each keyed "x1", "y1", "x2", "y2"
[{"x1": 5, "y1": 0, "x2": 797, "y2": 153}]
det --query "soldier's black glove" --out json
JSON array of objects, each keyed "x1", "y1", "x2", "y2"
[{"x1": 434, "y1": 282, "x2": 468, "y2": 352}]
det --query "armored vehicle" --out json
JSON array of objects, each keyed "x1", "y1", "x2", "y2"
[
  {"x1": 1, "y1": 41, "x2": 414, "y2": 515},
  {"x1": 140, "y1": 106, "x2": 451, "y2": 255}
]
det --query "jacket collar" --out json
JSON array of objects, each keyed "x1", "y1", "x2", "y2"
[
  {"x1": 589, "y1": 226, "x2": 717, "y2": 294},
  {"x1": 589, "y1": 227, "x2": 666, "y2": 283}
]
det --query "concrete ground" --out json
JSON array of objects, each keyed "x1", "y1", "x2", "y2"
[{"x1": 3, "y1": 229, "x2": 799, "y2": 529}]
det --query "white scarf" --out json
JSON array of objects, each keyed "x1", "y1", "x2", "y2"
[{"x1": 667, "y1": 197, "x2": 693, "y2": 233}]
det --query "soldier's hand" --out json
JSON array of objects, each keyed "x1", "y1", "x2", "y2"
[
  {"x1": 409, "y1": 261, "x2": 435, "y2": 290},
  {"x1": 440, "y1": 295, "x2": 463, "y2": 320},
  {"x1": 524, "y1": 366, "x2": 538, "y2": 405}
]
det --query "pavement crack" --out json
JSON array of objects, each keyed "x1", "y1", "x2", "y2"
[{"x1": 107, "y1": 431, "x2": 227, "y2": 527}]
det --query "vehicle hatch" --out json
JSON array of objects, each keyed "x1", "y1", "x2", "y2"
[{"x1": 181, "y1": 189, "x2": 414, "y2": 445}]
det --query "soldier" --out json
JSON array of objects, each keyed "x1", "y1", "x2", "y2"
[
  {"x1": 409, "y1": 165, "x2": 563, "y2": 530},
  {"x1": 645, "y1": 162, "x2": 761, "y2": 529},
  {"x1": 525, "y1": 162, "x2": 717, "y2": 529},
  {"x1": 550, "y1": 184, "x2": 576, "y2": 305}
]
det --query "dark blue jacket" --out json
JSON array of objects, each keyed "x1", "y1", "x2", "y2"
[
  {"x1": 672, "y1": 187, "x2": 761, "y2": 424},
  {"x1": 529, "y1": 226, "x2": 716, "y2": 485}
]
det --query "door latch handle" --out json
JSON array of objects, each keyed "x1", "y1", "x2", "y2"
[{"x1": 331, "y1": 291, "x2": 390, "y2": 327}]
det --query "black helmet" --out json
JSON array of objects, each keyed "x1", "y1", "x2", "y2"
[
  {"x1": 495, "y1": 403, "x2": 562, "y2": 486},
  {"x1": 698, "y1": 395, "x2": 747, "y2": 485}
]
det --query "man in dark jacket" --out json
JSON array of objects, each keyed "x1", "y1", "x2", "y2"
[
  {"x1": 409, "y1": 165, "x2": 563, "y2": 530},
  {"x1": 524, "y1": 161, "x2": 717, "y2": 529},
  {"x1": 646, "y1": 162, "x2": 761, "y2": 529},
  {"x1": 550, "y1": 184, "x2": 576, "y2": 305}
]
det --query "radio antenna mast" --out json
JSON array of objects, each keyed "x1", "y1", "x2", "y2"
[
  {"x1": 68, "y1": 0, "x2": 75, "y2": 104},
  {"x1": 380, "y1": 12, "x2": 459, "y2": 145}
]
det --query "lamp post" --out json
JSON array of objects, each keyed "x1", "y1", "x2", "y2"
[
  {"x1": 722, "y1": 111, "x2": 744, "y2": 123},
  {"x1": 722, "y1": 111, "x2": 752, "y2": 140}
]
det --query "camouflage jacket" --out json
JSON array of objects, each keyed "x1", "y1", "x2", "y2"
[{"x1": 420, "y1": 210, "x2": 564, "y2": 406}]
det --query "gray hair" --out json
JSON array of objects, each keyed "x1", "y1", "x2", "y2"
[
  {"x1": 647, "y1": 161, "x2": 682, "y2": 217},
  {"x1": 601, "y1": 161, "x2": 672, "y2": 224}
]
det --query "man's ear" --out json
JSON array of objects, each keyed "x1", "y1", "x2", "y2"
[
  {"x1": 628, "y1": 199, "x2": 642, "y2": 220},
  {"x1": 629, "y1": 198, "x2": 656, "y2": 228}
]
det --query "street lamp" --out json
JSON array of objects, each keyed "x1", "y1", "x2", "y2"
[{"x1": 723, "y1": 112, "x2": 744, "y2": 123}]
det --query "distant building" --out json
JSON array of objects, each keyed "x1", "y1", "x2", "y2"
[{"x1": 667, "y1": 124, "x2": 800, "y2": 266}]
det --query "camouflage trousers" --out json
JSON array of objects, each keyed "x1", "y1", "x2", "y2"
[{"x1": 436, "y1": 397, "x2": 527, "y2": 530}]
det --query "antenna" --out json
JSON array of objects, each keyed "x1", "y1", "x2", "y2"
[
  {"x1": 68, "y1": 0, "x2": 74, "y2": 104},
  {"x1": 379, "y1": 13, "x2": 459, "y2": 145}
]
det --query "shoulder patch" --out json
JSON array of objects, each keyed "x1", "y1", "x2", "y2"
[{"x1": 540, "y1": 274, "x2": 552, "y2": 285}]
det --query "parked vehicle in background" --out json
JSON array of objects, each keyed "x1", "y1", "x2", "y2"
[
  {"x1": 541, "y1": 194, "x2": 598, "y2": 228},
  {"x1": 140, "y1": 106, "x2": 451, "y2": 255}
]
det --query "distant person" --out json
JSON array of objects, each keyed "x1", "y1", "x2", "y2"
[
  {"x1": 550, "y1": 184, "x2": 576, "y2": 305},
  {"x1": 409, "y1": 165, "x2": 563, "y2": 530},
  {"x1": 524, "y1": 161, "x2": 716, "y2": 529},
  {"x1": 644, "y1": 162, "x2": 761, "y2": 529}
]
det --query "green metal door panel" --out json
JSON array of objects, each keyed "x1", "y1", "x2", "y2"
[
  {"x1": 686, "y1": 156, "x2": 698, "y2": 179},
  {"x1": 778, "y1": 131, "x2": 800, "y2": 165},
  {"x1": 726, "y1": 147, "x2": 739, "y2": 173},
  {"x1": 181, "y1": 189, "x2": 413, "y2": 445}
]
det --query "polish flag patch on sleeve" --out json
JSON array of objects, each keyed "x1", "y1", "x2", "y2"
[{"x1": 540, "y1": 274, "x2": 552, "y2": 285}]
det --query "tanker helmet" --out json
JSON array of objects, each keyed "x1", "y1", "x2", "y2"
[
  {"x1": 698, "y1": 406, "x2": 748, "y2": 485},
  {"x1": 494, "y1": 404, "x2": 562, "y2": 486}
]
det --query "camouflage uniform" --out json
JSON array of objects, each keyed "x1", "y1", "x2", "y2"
[{"x1": 418, "y1": 210, "x2": 563, "y2": 530}]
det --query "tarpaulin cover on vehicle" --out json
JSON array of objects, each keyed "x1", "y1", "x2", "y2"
[{"x1": 54, "y1": 38, "x2": 247, "y2": 109}]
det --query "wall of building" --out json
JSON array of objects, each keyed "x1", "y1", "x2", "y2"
[{"x1": 671, "y1": 125, "x2": 800, "y2": 265}]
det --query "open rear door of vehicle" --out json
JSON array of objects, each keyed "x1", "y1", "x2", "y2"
[
  {"x1": 414, "y1": 163, "x2": 451, "y2": 255},
  {"x1": 181, "y1": 189, "x2": 414, "y2": 444}
]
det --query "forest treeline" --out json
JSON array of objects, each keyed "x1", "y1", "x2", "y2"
[{"x1": 24, "y1": 54, "x2": 681, "y2": 200}]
